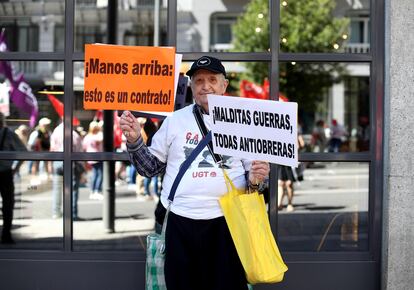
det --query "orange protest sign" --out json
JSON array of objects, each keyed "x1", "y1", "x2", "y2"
[{"x1": 83, "y1": 44, "x2": 176, "y2": 112}]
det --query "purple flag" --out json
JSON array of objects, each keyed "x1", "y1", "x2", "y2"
[
  {"x1": 0, "y1": 29, "x2": 38, "y2": 127},
  {"x1": 0, "y1": 30, "x2": 13, "y2": 81},
  {"x1": 9, "y1": 74, "x2": 39, "y2": 127}
]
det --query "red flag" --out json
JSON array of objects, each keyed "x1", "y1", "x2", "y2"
[
  {"x1": 94, "y1": 110, "x2": 104, "y2": 122},
  {"x1": 94, "y1": 110, "x2": 123, "y2": 148},
  {"x1": 240, "y1": 80, "x2": 266, "y2": 99},
  {"x1": 47, "y1": 94, "x2": 80, "y2": 126},
  {"x1": 240, "y1": 79, "x2": 289, "y2": 101},
  {"x1": 263, "y1": 78, "x2": 270, "y2": 99},
  {"x1": 278, "y1": 93, "x2": 289, "y2": 102},
  {"x1": 113, "y1": 113, "x2": 122, "y2": 149}
]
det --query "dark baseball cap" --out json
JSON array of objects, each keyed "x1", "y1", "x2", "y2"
[{"x1": 186, "y1": 56, "x2": 226, "y2": 78}]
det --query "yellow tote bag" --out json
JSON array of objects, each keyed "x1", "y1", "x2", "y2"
[{"x1": 219, "y1": 171, "x2": 288, "y2": 284}]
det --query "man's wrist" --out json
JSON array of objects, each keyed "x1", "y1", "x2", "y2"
[
  {"x1": 247, "y1": 177, "x2": 268, "y2": 192},
  {"x1": 126, "y1": 135, "x2": 144, "y2": 151},
  {"x1": 127, "y1": 136, "x2": 139, "y2": 144},
  {"x1": 248, "y1": 181, "x2": 260, "y2": 190}
]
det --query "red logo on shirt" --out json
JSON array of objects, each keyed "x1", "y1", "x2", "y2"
[{"x1": 185, "y1": 132, "x2": 199, "y2": 145}]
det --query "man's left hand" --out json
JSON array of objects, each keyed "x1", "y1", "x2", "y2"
[{"x1": 248, "y1": 161, "x2": 270, "y2": 185}]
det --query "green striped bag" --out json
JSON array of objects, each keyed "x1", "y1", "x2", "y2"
[{"x1": 145, "y1": 208, "x2": 169, "y2": 290}]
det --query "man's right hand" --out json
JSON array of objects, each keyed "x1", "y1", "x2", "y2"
[{"x1": 119, "y1": 111, "x2": 141, "y2": 143}]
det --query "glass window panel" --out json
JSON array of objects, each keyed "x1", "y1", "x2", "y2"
[
  {"x1": 280, "y1": 0, "x2": 370, "y2": 53},
  {"x1": 0, "y1": 1, "x2": 64, "y2": 52},
  {"x1": 74, "y1": 1, "x2": 107, "y2": 51},
  {"x1": 73, "y1": 160, "x2": 159, "y2": 251},
  {"x1": 177, "y1": 0, "x2": 269, "y2": 52},
  {"x1": 0, "y1": 160, "x2": 63, "y2": 249},
  {"x1": 277, "y1": 162, "x2": 369, "y2": 252},
  {"x1": 75, "y1": 0, "x2": 167, "y2": 52},
  {"x1": 0, "y1": 61, "x2": 64, "y2": 151},
  {"x1": 279, "y1": 62, "x2": 370, "y2": 152}
]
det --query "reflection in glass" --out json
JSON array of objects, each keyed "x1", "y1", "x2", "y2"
[
  {"x1": 278, "y1": 162, "x2": 369, "y2": 252},
  {"x1": 0, "y1": 60, "x2": 64, "y2": 149},
  {"x1": 0, "y1": 1, "x2": 65, "y2": 52},
  {"x1": 73, "y1": 61, "x2": 123, "y2": 153},
  {"x1": 73, "y1": 161, "x2": 158, "y2": 251},
  {"x1": 0, "y1": 160, "x2": 63, "y2": 249},
  {"x1": 179, "y1": 61, "x2": 269, "y2": 98},
  {"x1": 177, "y1": 0, "x2": 269, "y2": 52},
  {"x1": 73, "y1": 62, "x2": 111, "y2": 153},
  {"x1": 278, "y1": 62, "x2": 369, "y2": 152},
  {"x1": 280, "y1": 0, "x2": 370, "y2": 53},
  {"x1": 75, "y1": 0, "x2": 167, "y2": 52}
]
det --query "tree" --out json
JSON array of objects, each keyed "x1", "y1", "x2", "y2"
[{"x1": 232, "y1": 0, "x2": 349, "y2": 112}]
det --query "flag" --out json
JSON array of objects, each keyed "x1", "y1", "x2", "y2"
[
  {"x1": 240, "y1": 79, "x2": 266, "y2": 99},
  {"x1": 113, "y1": 113, "x2": 122, "y2": 149},
  {"x1": 9, "y1": 74, "x2": 38, "y2": 127},
  {"x1": 94, "y1": 110, "x2": 123, "y2": 149},
  {"x1": 0, "y1": 31, "x2": 13, "y2": 84},
  {"x1": 0, "y1": 29, "x2": 38, "y2": 127},
  {"x1": 47, "y1": 94, "x2": 80, "y2": 126},
  {"x1": 240, "y1": 79, "x2": 289, "y2": 102}
]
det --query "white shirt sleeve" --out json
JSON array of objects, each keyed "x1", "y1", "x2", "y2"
[{"x1": 148, "y1": 117, "x2": 171, "y2": 163}]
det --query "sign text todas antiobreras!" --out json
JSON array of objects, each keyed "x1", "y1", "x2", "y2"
[{"x1": 208, "y1": 95, "x2": 298, "y2": 167}]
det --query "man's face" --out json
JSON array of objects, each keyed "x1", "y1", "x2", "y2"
[{"x1": 190, "y1": 69, "x2": 228, "y2": 113}]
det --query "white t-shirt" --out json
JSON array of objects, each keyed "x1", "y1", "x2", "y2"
[{"x1": 149, "y1": 104, "x2": 251, "y2": 220}]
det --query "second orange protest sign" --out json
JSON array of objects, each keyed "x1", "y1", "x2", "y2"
[{"x1": 83, "y1": 44, "x2": 176, "y2": 112}]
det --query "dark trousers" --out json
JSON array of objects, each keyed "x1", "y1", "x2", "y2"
[
  {"x1": 0, "y1": 170, "x2": 14, "y2": 235},
  {"x1": 164, "y1": 212, "x2": 248, "y2": 290}
]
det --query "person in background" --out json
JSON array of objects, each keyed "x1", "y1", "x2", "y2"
[
  {"x1": 311, "y1": 120, "x2": 327, "y2": 152},
  {"x1": 120, "y1": 56, "x2": 269, "y2": 290},
  {"x1": 83, "y1": 121, "x2": 104, "y2": 200},
  {"x1": 328, "y1": 119, "x2": 347, "y2": 153},
  {"x1": 50, "y1": 121, "x2": 84, "y2": 220},
  {"x1": 278, "y1": 133, "x2": 305, "y2": 212},
  {"x1": 0, "y1": 112, "x2": 27, "y2": 244},
  {"x1": 357, "y1": 116, "x2": 370, "y2": 151},
  {"x1": 27, "y1": 117, "x2": 52, "y2": 178},
  {"x1": 14, "y1": 124, "x2": 30, "y2": 147},
  {"x1": 277, "y1": 166, "x2": 296, "y2": 212},
  {"x1": 13, "y1": 124, "x2": 30, "y2": 178}
]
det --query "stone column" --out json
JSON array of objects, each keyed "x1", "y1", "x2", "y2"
[{"x1": 383, "y1": 0, "x2": 414, "y2": 289}]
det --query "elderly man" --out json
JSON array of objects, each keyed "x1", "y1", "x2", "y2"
[{"x1": 120, "y1": 56, "x2": 269, "y2": 290}]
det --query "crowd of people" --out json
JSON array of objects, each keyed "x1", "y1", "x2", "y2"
[
  {"x1": 15, "y1": 116, "x2": 161, "y2": 195},
  {"x1": 0, "y1": 114, "x2": 162, "y2": 229}
]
